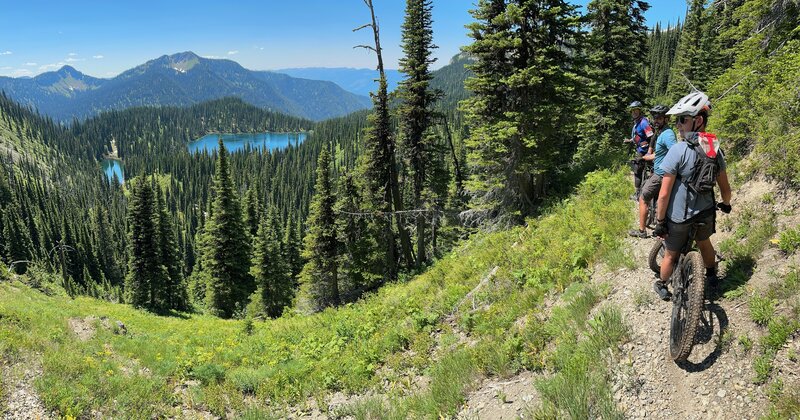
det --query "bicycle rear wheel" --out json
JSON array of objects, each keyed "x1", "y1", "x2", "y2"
[
  {"x1": 648, "y1": 240, "x2": 664, "y2": 274},
  {"x1": 670, "y1": 251, "x2": 706, "y2": 362},
  {"x1": 646, "y1": 200, "x2": 657, "y2": 229}
]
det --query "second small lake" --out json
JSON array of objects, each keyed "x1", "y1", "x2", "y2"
[
  {"x1": 102, "y1": 159, "x2": 124, "y2": 183},
  {"x1": 188, "y1": 132, "x2": 308, "y2": 154}
]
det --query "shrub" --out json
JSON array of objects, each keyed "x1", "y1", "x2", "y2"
[
  {"x1": 778, "y1": 228, "x2": 800, "y2": 254},
  {"x1": 749, "y1": 293, "x2": 776, "y2": 326}
]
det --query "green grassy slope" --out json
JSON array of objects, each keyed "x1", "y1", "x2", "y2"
[{"x1": 0, "y1": 168, "x2": 632, "y2": 418}]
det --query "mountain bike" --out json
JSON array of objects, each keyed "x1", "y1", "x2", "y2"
[{"x1": 665, "y1": 219, "x2": 708, "y2": 362}]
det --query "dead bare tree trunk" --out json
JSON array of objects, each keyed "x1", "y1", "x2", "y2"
[{"x1": 356, "y1": 0, "x2": 415, "y2": 270}]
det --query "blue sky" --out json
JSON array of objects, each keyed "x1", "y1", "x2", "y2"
[{"x1": 0, "y1": 0, "x2": 687, "y2": 79}]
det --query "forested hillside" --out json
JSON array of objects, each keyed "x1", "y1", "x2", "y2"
[{"x1": 1, "y1": 0, "x2": 799, "y2": 418}]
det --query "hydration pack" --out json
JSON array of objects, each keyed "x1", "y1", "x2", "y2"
[{"x1": 684, "y1": 132, "x2": 721, "y2": 195}]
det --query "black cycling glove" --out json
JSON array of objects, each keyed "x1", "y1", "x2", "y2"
[
  {"x1": 653, "y1": 220, "x2": 668, "y2": 237},
  {"x1": 717, "y1": 202, "x2": 732, "y2": 214}
]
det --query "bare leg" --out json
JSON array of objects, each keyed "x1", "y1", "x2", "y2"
[
  {"x1": 638, "y1": 196, "x2": 648, "y2": 231},
  {"x1": 696, "y1": 239, "x2": 716, "y2": 269},
  {"x1": 660, "y1": 249, "x2": 680, "y2": 283}
]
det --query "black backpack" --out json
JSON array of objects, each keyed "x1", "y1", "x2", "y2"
[
  {"x1": 680, "y1": 133, "x2": 721, "y2": 219},
  {"x1": 684, "y1": 133, "x2": 721, "y2": 195}
]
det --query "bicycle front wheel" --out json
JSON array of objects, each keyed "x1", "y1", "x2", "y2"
[{"x1": 669, "y1": 251, "x2": 706, "y2": 362}]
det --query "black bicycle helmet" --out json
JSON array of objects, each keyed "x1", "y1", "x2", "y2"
[
  {"x1": 628, "y1": 101, "x2": 644, "y2": 110},
  {"x1": 650, "y1": 104, "x2": 669, "y2": 116}
]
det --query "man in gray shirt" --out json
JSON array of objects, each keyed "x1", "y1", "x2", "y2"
[{"x1": 653, "y1": 92, "x2": 732, "y2": 300}]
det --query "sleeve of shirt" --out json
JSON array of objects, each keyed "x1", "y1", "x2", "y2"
[
  {"x1": 641, "y1": 119, "x2": 654, "y2": 140},
  {"x1": 661, "y1": 143, "x2": 682, "y2": 175},
  {"x1": 664, "y1": 129, "x2": 677, "y2": 148},
  {"x1": 718, "y1": 148, "x2": 727, "y2": 171}
]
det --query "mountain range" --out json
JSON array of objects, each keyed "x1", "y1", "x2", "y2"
[
  {"x1": 0, "y1": 52, "x2": 373, "y2": 122},
  {"x1": 274, "y1": 67, "x2": 404, "y2": 97}
]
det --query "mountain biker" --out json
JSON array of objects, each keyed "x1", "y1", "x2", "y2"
[
  {"x1": 628, "y1": 105, "x2": 677, "y2": 238},
  {"x1": 653, "y1": 92, "x2": 732, "y2": 300},
  {"x1": 624, "y1": 101, "x2": 655, "y2": 201}
]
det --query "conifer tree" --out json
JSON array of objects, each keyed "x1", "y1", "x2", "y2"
[
  {"x1": 251, "y1": 208, "x2": 292, "y2": 318},
  {"x1": 398, "y1": 0, "x2": 440, "y2": 267},
  {"x1": 575, "y1": 0, "x2": 650, "y2": 165},
  {"x1": 155, "y1": 183, "x2": 187, "y2": 311},
  {"x1": 462, "y1": 0, "x2": 583, "y2": 222},
  {"x1": 124, "y1": 177, "x2": 161, "y2": 309},
  {"x1": 282, "y1": 215, "x2": 302, "y2": 279},
  {"x1": 358, "y1": 0, "x2": 414, "y2": 279},
  {"x1": 201, "y1": 139, "x2": 253, "y2": 318},
  {"x1": 242, "y1": 184, "x2": 260, "y2": 238},
  {"x1": 299, "y1": 148, "x2": 339, "y2": 311},
  {"x1": 94, "y1": 208, "x2": 122, "y2": 286}
]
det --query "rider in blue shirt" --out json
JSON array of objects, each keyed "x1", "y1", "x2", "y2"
[
  {"x1": 629, "y1": 105, "x2": 677, "y2": 238},
  {"x1": 625, "y1": 101, "x2": 654, "y2": 201}
]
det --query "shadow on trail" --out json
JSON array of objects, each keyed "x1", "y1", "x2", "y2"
[
  {"x1": 718, "y1": 254, "x2": 756, "y2": 297},
  {"x1": 676, "y1": 303, "x2": 728, "y2": 372}
]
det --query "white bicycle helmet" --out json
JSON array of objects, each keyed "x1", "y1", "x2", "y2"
[{"x1": 667, "y1": 91, "x2": 712, "y2": 117}]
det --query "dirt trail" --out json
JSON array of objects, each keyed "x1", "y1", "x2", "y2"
[
  {"x1": 457, "y1": 178, "x2": 799, "y2": 419},
  {"x1": 597, "y1": 177, "x2": 800, "y2": 419},
  {"x1": 596, "y1": 235, "x2": 767, "y2": 419},
  {"x1": 1, "y1": 358, "x2": 51, "y2": 420}
]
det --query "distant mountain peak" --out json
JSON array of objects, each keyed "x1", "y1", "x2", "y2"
[
  {"x1": 169, "y1": 51, "x2": 200, "y2": 61},
  {"x1": 57, "y1": 65, "x2": 80, "y2": 74}
]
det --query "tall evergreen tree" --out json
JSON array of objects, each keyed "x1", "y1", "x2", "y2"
[
  {"x1": 462, "y1": 0, "x2": 583, "y2": 222},
  {"x1": 251, "y1": 208, "x2": 293, "y2": 318},
  {"x1": 201, "y1": 139, "x2": 253, "y2": 318},
  {"x1": 242, "y1": 183, "x2": 260, "y2": 238},
  {"x1": 357, "y1": 0, "x2": 414, "y2": 280},
  {"x1": 124, "y1": 177, "x2": 162, "y2": 309},
  {"x1": 155, "y1": 183, "x2": 187, "y2": 311},
  {"x1": 282, "y1": 215, "x2": 302, "y2": 279},
  {"x1": 398, "y1": 0, "x2": 441, "y2": 267},
  {"x1": 94, "y1": 208, "x2": 122, "y2": 286},
  {"x1": 299, "y1": 148, "x2": 340, "y2": 311},
  {"x1": 575, "y1": 0, "x2": 650, "y2": 165}
]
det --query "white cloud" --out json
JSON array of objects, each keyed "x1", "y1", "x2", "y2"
[
  {"x1": 9, "y1": 68, "x2": 33, "y2": 77},
  {"x1": 39, "y1": 62, "x2": 65, "y2": 71},
  {"x1": 0, "y1": 51, "x2": 12, "y2": 55},
  {"x1": 25, "y1": 62, "x2": 37, "y2": 66},
  {"x1": 202, "y1": 55, "x2": 221, "y2": 59},
  {"x1": 0, "y1": 66, "x2": 11, "y2": 70},
  {"x1": 227, "y1": 50, "x2": 239, "y2": 55},
  {"x1": 68, "y1": 52, "x2": 78, "y2": 56},
  {"x1": 65, "y1": 57, "x2": 85, "y2": 62},
  {"x1": 93, "y1": 55, "x2": 104, "y2": 59}
]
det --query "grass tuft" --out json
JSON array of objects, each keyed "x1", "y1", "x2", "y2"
[{"x1": 749, "y1": 293, "x2": 777, "y2": 326}]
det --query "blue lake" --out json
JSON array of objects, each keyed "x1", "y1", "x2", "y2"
[
  {"x1": 102, "y1": 159, "x2": 124, "y2": 183},
  {"x1": 188, "y1": 132, "x2": 308, "y2": 154}
]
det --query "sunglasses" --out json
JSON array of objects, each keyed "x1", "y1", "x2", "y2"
[{"x1": 677, "y1": 115, "x2": 694, "y2": 124}]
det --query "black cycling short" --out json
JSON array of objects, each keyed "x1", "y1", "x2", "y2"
[{"x1": 665, "y1": 209, "x2": 716, "y2": 252}]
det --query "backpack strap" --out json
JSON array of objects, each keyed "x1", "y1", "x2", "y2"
[{"x1": 682, "y1": 141, "x2": 703, "y2": 220}]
